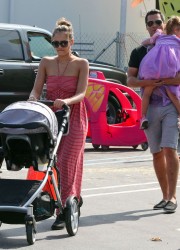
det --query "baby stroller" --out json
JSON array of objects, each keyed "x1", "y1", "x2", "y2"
[{"x1": 0, "y1": 101, "x2": 79, "y2": 245}]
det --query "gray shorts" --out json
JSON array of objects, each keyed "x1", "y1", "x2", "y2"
[{"x1": 145, "y1": 103, "x2": 179, "y2": 154}]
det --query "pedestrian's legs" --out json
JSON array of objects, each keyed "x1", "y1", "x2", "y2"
[
  {"x1": 153, "y1": 150, "x2": 168, "y2": 200},
  {"x1": 163, "y1": 147, "x2": 179, "y2": 202}
]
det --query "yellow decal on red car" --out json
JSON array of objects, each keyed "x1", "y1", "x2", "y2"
[{"x1": 85, "y1": 82, "x2": 105, "y2": 112}]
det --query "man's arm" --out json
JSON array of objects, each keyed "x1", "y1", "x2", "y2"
[
  {"x1": 127, "y1": 47, "x2": 162, "y2": 88},
  {"x1": 127, "y1": 67, "x2": 142, "y2": 88},
  {"x1": 162, "y1": 73, "x2": 180, "y2": 86},
  {"x1": 127, "y1": 67, "x2": 162, "y2": 88}
]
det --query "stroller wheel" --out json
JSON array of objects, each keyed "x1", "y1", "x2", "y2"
[
  {"x1": 26, "y1": 223, "x2": 36, "y2": 245},
  {"x1": 65, "y1": 197, "x2": 79, "y2": 236}
]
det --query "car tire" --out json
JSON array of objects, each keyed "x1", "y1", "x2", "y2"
[{"x1": 107, "y1": 94, "x2": 122, "y2": 124}]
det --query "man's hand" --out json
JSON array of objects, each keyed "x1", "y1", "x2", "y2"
[{"x1": 159, "y1": 74, "x2": 180, "y2": 86}]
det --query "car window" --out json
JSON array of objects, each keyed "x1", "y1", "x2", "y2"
[
  {"x1": 28, "y1": 32, "x2": 56, "y2": 60},
  {"x1": 0, "y1": 29, "x2": 23, "y2": 60}
]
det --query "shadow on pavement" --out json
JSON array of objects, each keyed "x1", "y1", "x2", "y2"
[
  {"x1": 79, "y1": 209, "x2": 163, "y2": 227},
  {"x1": 85, "y1": 147, "x2": 144, "y2": 153}
]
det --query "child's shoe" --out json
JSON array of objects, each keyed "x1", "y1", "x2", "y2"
[{"x1": 140, "y1": 117, "x2": 149, "y2": 130}]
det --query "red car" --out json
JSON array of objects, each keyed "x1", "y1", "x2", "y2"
[{"x1": 85, "y1": 71, "x2": 148, "y2": 151}]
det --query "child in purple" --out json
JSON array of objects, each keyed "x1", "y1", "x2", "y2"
[{"x1": 139, "y1": 16, "x2": 180, "y2": 129}]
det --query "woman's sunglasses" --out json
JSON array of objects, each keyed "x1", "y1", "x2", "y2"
[
  {"x1": 51, "y1": 40, "x2": 69, "y2": 48},
  {"x1": 146, "y1": 20, "x2": 163, "y2": 27}
]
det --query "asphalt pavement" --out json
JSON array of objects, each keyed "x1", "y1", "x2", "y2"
[{"x1": 0, "y1": 143, "x2": 180, "y2": 250}]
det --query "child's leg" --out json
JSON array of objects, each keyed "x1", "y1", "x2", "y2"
[
  {"x1": 166, "y1": 88, "x2": 180, "y2": 130},
  {"x1": 142, "y1": 88, "x2": 151, "y2": 117},
  {"x1": 140, "y1": 87, "x2": 154, "y2": 129},
  {"x1": 166, "y1": 88, "x2": 180, "y2": 114}
]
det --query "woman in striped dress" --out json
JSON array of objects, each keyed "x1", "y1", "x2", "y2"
[{"x1": 29, "y1": 17, "x2": 89, "y2": 230}]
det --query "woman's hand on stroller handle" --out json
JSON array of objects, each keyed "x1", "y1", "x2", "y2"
[
  {"x1": 62, "y1": 103, "x2": 69, "y2": 111},
  {"x1": 38, "y1": 100, "x2": 69, "y2": 111},
  {"x1": 28, "y1": 95, "x2": 37, "y2": 101},
  {"x1": 38, "y1": 100, "x2": 54, "y2": 106}
]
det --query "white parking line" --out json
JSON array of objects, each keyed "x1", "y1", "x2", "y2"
[
  {"x1": 82, "y1": 179, "x2": 180, "y2": 198},
  {"x1": 82, "y1": 181, "x2": 159, "y2": 191},
  {"x1": 83, "y1": 187, "x2": 160, "y2": 198},
  {"x1": 83, "y1": 185, "x2": 180, "y2": 198},
  {"x1": 86, "y1": 155, "x2": 152, "y2": 162},
  {"x1": 84, "y1": 155, "x2": 152, "y2": 166}
]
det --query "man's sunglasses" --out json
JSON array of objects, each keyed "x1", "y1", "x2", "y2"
[
  {"x1": 146, "y1": 20, "x2": 163, "y2": 27},
  {"x1": 51, "y1": 40, "x2": 69, "y2": 48}
]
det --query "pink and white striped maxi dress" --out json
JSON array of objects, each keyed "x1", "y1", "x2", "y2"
[{"x1": 46, "y1": 75, "x2": 88, "y2": 207}]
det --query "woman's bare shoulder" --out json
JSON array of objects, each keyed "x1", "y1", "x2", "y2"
[
  {"x1": 42, "y1": 56, "x2": 57, "y2": 62},
  {"x1": 71, "y1": 54, "x2": 87, "y2": 62},
  {"x1": 40, "y1": 56, "x2": 57, "y2": 67},
  {"x1": 72, "y1": 56, "x2": 89, "y2": 67}
]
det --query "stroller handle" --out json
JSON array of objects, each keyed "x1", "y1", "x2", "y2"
[
  {"x1": 39, "y1": 100, "x2": 70, "y2": 134},
  {"x1": 38, "y1": 100, "x2": 69, "y2": 111}
]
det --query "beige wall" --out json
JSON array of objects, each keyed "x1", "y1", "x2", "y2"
[
  {"x1": 126, "y1": 0, "x2": 155, "y2": 33},
  {"x1": 0, "y1": 0, "x2": 155, "y2": 34}
]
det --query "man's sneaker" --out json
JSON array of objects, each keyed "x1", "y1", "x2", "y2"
[{"x1": 140, "y1": 117, "x2": 149, "y2": 130}]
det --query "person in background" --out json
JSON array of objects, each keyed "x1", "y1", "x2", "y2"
[
  {"x1": 28, "y1": 17, "x2": 89, "y2": 229},
  {"x1": 127, "y1": 9, "x2": 180, "y2": 213},
  {"x1": 139, "y1": 16, "x2": 180, "y2": 130}
]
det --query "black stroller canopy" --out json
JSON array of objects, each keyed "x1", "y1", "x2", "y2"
[{"x1": 0, "y1": 101, "x2": 58, "y2": 141}]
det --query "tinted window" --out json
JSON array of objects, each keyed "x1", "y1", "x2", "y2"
[
  {"x1": 28, "y1": 32, "x2": 56, "y2": 59},
  {"x1": 0, "y1": 29, "x2": 23, "y2": 60}
]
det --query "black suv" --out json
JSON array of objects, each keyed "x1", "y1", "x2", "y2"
[
  {"x1": 0, "y1": 23, "x2": 127, "y2": 166},
  {"x1": 0, "y1": 23, "x2": 127, "y2": 111}
]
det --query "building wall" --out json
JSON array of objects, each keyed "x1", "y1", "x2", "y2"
[
  {"x1": 126, "y1": 0, "x2": 155, "y2": 33},
  {"x1": 0, "y1": 0, "x2": 155, "y2": 34},
  {"x1": 0, "y1": 0, "x2": 156, "y2": 67}
]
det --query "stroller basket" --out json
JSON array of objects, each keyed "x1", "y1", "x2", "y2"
[{"x1": 0, "y1": 179, "x2": 55, "y2": 223}]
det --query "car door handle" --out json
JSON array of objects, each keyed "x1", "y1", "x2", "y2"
[{"x1": 0, "y1": 69, "x2": 4, "y2": 75}]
